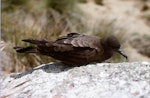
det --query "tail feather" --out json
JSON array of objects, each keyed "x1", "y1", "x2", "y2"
[
  {"x1": 14, "y1": 46, "x2": 38, "y2": 53},
  {"x1": 22, "y1": 39, "x2": 51, "y2": 45}
]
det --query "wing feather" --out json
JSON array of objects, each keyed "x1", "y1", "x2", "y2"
[{"x1": 54, "y1": 33, "x2": 103, "y2": 52}]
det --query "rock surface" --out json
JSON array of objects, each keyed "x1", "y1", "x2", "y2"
[{"x1": 0, "y1": 62, "x2": 150, "y2": 98}]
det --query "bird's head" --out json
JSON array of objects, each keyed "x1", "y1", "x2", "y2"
[{"x1": 101, "y1": 35, "x2": 128, "y2": 60}]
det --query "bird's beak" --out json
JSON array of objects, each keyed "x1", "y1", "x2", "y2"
[{"x1": 116, "y1": 49, "x2": 128, "y2": 61}]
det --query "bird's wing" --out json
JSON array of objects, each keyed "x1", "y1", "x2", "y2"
[{"x1": 53, "y1": 33, "x2": 102, "y2": 52}]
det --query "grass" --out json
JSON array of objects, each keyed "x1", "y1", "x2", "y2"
[
  {"x1": 46, "y1": 0, "x2": 78, "y2": 14},
  {"x1": 1, "y1": 0, "x2": 86, "y2": 73},
  {"x1": 94, "y1": 0, "x2": 103, "y2": 5},
  {"x1": 144, "y1": 12, "x2": 150, "y2": 21},
  {"x1": 78, "y1": 0, "x2": 87, "y2": 3},
  {"x1": 1, "y1": 0, "x2": 128, "y2": 73}
]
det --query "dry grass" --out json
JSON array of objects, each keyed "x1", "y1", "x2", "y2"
[
  {"x1": 78, "y1": 0, "x2": 87, "y2": 3},
  {"x1": 94, "y1": 0, "x2": 103, "y2": 5},
  {"x1": 143, "y1": 11, "x2": 150, "y2": 26},
  {"x1": 129, "y1": 34, "x2": 150, "y2": 58},
  {"x1": 46, "y1": 0, "x2": 78, "y2": 14},
  {"x1": 1, "y1": 0, "x2": 85, "y2": 73},
  {"x1": 1, "y1": 0, "x2": 129, "y2": 73}
]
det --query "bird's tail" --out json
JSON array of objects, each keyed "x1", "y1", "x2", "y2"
[
  {"x1": 14, "y1": 39, "x2": 53, "y2": 54},
  {"x1": 14, "y1": 46, "x2": 38, "y2": 53},
  {"x1": 22, "y1": 39, "x2": 50, "y2": 45}
]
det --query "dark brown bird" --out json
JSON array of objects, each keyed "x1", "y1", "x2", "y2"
[{"x1": 14, "y1": 33, "x2": 127, "y2": 66}]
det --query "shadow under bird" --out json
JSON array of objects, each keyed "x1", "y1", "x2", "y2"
[{"x1": 14, "y1": 33, "x2": 127, "y2": 66}]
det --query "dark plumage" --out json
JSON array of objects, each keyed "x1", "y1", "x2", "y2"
[{"x1": 14, "y1": 33, "x2": 127, "y2": 66}]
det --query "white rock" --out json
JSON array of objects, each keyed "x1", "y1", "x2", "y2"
[{"x1": 0, "y1": 62, "x2": 150, "y2": 98}]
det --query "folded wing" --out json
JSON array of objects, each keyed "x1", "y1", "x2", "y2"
[{"x1": 53, "y1": 33, "x2": 103, "y2": 53}]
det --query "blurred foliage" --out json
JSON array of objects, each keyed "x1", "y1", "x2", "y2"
[
  {"x1": 2, "y1": 0, "x2": 27, "y2": 5},
  {"x1": 78, "y1": 0, "x2": 87, "y2": 3},
  {"x1": 130, "y1": 34, "x2": 150, "y2": 58},
  {"x1": 1, "y1": 0, "x2": 86, "y2": 72},
  {"x1": 94, "y1": 0, "x2": 103, "y2": 5},
  {"x1": 46, "y1": 0, "x2": 78, "y2": 14},
  {"x1": 142, "y1": 10, "x2": 150, "y2": 26},
  {"x1": 93, "y1": 19, "x2": 126, "y2": 40},
  {"x1": 144, "y1": 12, "x2": 150, "y2": 21},
  {"x1": 1, "y1": 0, "x2": 126, "y2": 73},
  {"x1": 2, "y1": 0, "x2": 28, "y2": 12}
]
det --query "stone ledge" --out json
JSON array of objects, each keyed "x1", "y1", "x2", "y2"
[{"x1": 0, "y1": 62, "x2": 150, "y2": 98}]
